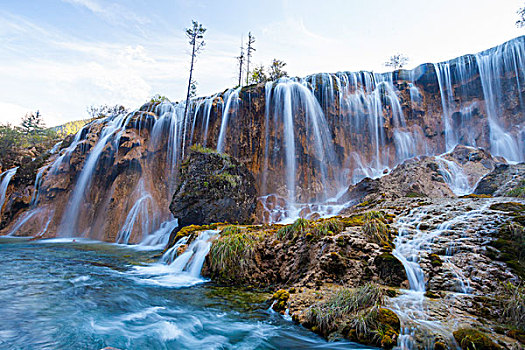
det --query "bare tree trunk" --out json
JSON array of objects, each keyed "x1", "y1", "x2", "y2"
[{"x1": 184, "y1": 37, "x2": 197, "y2": 121}]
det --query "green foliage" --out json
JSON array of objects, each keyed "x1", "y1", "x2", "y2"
[
  {"x1": 306, "y1": 283, "x2": 385, "y2": 334},
  {"x1": 209, "y1": 226, "x2": 259, "y2": 282},
  {"x1": 190, "y1": 144, "x2": 219, "y2": 154},
  {"x1": 313, "y1": 218, "x2": 344, "y2": 237},
  {"x1": 507, "y1": 181, "x2": 525, "y2": 198},
  {"x1": 517, "y1": 5, "x2": 525, "y2": 28},
  {"x1": 53, "y1": 119, "x2": 91, "y2": 137},
  {"x1": 276, "y1": 218, "x2": 310, "y2": 240},
  {"x1": 453, "y1": 328, "x2": 502, "y2": 350},
  {"x1": 20, "y1": 111, "x2": 45, "y2": 135},
  {"x1": 150, "y1": 94, "x2": 171, "y2": 103},
  {"x1": 250, "y1": 64, "x2": 267, "y2": 84},
  {"x1": 186, "y1": 20, "x2": 206, "y2": 48},
  {"x1": 363, "y1": 211, "x2": 392, "y2": 247},
  {"x1": 0, "y1": 123, "x2": 24, "y2": 155},
  {"x1": 500, "y1": 282, "x2": 525, "y2": 330},
  {"x1": 189, "y1": 81, "x2": 198, "y2": 98},
  {"x1": 268, "y1": 59, "x2": 288, "y2": 80}
]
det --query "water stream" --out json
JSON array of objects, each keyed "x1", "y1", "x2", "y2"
[{"x1": 0, "y1": 237, "x2": 374, "y2": 349}]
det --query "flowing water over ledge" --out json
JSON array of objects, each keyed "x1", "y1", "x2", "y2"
[{"x1": 0, "y1": 238, "x2": 375, "y2": 350}]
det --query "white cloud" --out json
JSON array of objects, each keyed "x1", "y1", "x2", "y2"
[{"x1": 0, "y1": 102, "x2": 33, "y2": 126}]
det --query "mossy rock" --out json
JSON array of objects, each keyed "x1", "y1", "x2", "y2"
[
  {"x1": 378, "y1": 308, "x2": 400, "y2": 333},
  {"x1": 453, "y1": 328, "x2": 502, "y2": 350},
  {"x1": 429, "y1": 253, "x2": 443, "y2": 267},
  {"x1": 271, "y1": 289, "x2": 290, "y2": 312},
  {"x1": 425, "y1": 290, "x2": 441, "y2": 299},
  {"x1": 374, "y1": 253, "x2": 407, "y2": 287},
  {"x1": 489, "y1": 202, "x2": 525, "y2": 214}
]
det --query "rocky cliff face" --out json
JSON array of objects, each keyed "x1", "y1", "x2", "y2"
[{"x1": 1, "y1": 36, "x2": 524, "y2": 242}]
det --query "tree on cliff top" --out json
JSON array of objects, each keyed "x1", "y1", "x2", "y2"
[
  {"x1": 236, "y1": 38, "x2": 245, "y2": 87},
  {"x1": 268, "y1": 59, "x2": 288, "y2": 81},
  {"x1": 21, "y1": 111, "x2": 45, "y2": 135},
  {"x1": 245, "y1": 32, "x2": 256, "y2": 85},
  {"x1": 517, "y1": 4, "x2": 525, "y2": 27},
  {"x1": 250, "y1": 64, "x2": 267, "y2": 84},
  {"x1": 184, "y1": 20, "x2": 206, "y2": 121},
  {"x1": 384, "y1": 54, "x2": 409, "y2": 70}
]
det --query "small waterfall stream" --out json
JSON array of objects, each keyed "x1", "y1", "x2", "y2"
[
  {"x1": 132, "y1": 230, "x2": 217, "y2": 288},
  {"x1": 390, "y1": 201, "x2": 497, "y2": 349},
  {"x1": 0, "y1": 167, "x2": 18, "y2": 213}
]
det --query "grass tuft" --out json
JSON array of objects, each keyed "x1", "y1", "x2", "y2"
[{"x1": 362, "y1": 211, "x2": 392, "y2": 247}]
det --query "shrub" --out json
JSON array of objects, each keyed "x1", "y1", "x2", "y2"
[
  {"x1": 306, "y1": 283, "x2": 384, "y2": 334},
  {"x1": 362, "y1": 211, "x2": 392, "y2": 247},
  {"x1": 313, "y1": 218, "x2": 344, "y2": 237},
  {"x1": 208, "y1": 226, "x2": 258, "y2": 282},
  {"x1": 276, "y1": 218, "x2": 310, "y2": 240},
  {"x1": 500, "y1": 282, "x2": 525, "y2": 330}
]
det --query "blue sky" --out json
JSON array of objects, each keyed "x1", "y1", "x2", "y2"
[{"x1": 1, "y1": 0, "x2": 524, "y2": 126}]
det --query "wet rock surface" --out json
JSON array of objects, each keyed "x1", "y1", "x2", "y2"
[{"x1": 474, "y1": 163, "x2": 525, "y2": 197}]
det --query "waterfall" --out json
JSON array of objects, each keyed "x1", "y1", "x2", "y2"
[
  {"x1": 3, "y1": 36, "x2": 524, "y2": 239},
  {"x1": 59, "y1": 114, "x2": 130, "y2": 236},
  {"x1": 390, "y1": 202, "x2": 495, "y2": 349},
  {"x1": 217, "y1": 87, "x2": 241, "y2": 153},
  {"x1": 435, "y1": 156, "x2": 473, "y2": 196},
  {"x1": 138, "y1": 219, "x2": 178, "y2": 249},
  {"x1": 0, "y1": 167, "x2": 17, "y2": 214},
  {"x1": 132, "y1": 230, "x2": 217, "y2": 288}
]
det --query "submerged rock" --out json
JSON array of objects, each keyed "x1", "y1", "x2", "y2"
[{"x1": 169, "y1": 146, "x2": 257, "y2": 227}]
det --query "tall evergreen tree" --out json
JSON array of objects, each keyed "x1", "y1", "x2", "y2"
[{"x1": 184, "y1": 20, "x2": 206, "y2": 121}]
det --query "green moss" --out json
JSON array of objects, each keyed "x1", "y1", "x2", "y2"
[
  {"x1": 507, "y1": 180, "x2": 525, "y2": 198},
  {"x1": 406, "y1": 191, "x2": 427, "y2": 198},
  {"x1": 489, "y1": 219, "x2": 525, "y2": 279},
  {"x1": 429, "y1": 253, "x2": 443, "y2": 267},
  {"x1": 489, "y1": 202, "x2": 525, "y2": 213},
  {"x1": 313, "y1": 218, "x2": 344, "y2": 237},
  {"x1": 271, "y1": 289, "x2": 290, "y2": 312},
  {"x1": 460, "y1": 194, "x2": 493, "y2": 198},
  {"x1": 424, "y1": 291, "x2": 440, "y2": 299},
  {"x1": 172, "y1": 223, "x2": 220, "y2": 244},
  {"x1": 434, "y1": 341, "x2": 447, "y2": 350},
  {"x1": 453, "y1": 328, "x2": 502, "y2": 350},
  {"x1": 305, "y1": 283, "x2": 385, "y2": 337},
  {"x1": 190, "y1": 144, "x2": 219, "y2": 154}
]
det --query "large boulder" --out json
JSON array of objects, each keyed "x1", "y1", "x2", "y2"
[
  {"x1": 169, "y1": 146, "x2": 257, "y2": 227},
  {"x1": 474, "y1": 163, "x2": 525, "y2": 197}
]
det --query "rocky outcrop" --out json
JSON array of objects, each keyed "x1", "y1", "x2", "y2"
[
  {"x1": 340, "y1": 145, "x2": 500, "y2": 211},
  {"x1": 201, "y1": 217, "x2": 405, "y2": 289},
  {"x1": 169, "y1": 146, "x2": 257, "y2": 227},
  {"x1": 474, "y1": 163, "x2": 525, "y2": 197}
]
